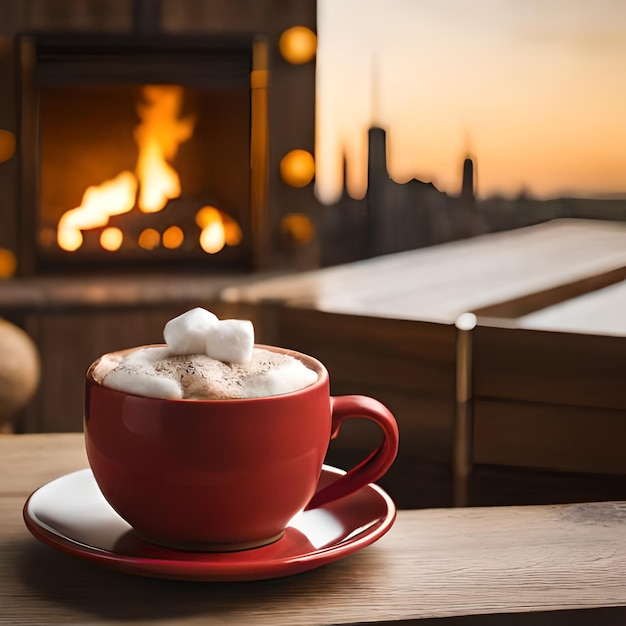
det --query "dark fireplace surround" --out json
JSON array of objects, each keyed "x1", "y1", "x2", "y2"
[
  {"x1": 0, "y1": 2, "x2": 322, "y2": 282},
  {"x1": 17, "y1": 33, "x2": 267, "y2": 276}
]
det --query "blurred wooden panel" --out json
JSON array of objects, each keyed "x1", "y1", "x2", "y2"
[
  {"x1": 22, "y1": 309, "x2": 178, "y2": 432},
  {"x1": 218, "y1": 302, "x2": 459, "y2": 505},
  {"x1": 322, "y1": 388, "x2": 454, "y2": 508},
  {"x1": 162, "y1": 0, "x2": 316, "y2": 34},
  {"x1": 19, "y1": 302, "x2": 233, "y2": 433},
  {"x1": 261, "y1": 306, "x2": 458, "y2": 470},
  {"x1": 469, "y1": 463, "x2": 626, "y2": 507},
  {"x1": 327, "y1": 384, "x2": 455, "y2": 461},
  {"x1": 473, "y1": 398, "x2": 626, "y2": 474},
  {"x1": 273, "y1": 307, "x2": 457, "y2": 394},
  {"x1": 0, "y1": 36, "x2": 17, "y2": 256},
  {"x1": 473, "y1": 325, "x2": 626, "y2": 411},
  {"x1": 222, "y1": 220, "x2": 626, "y2": 325},
  {"x1": 8, "y1": 0, "x2": 133, "y2": 32},
  {"x1": 473, "y1": 266, "x2": 626, "y2": 319},
  {"x1": 274, "y1": 307, "x2": 456, "y2": 435}
]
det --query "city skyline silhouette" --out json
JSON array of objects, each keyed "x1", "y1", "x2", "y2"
[
  {"x1": 316, "y1": 0, "x2": 626, "y2": 205},
  {"x1": 316, "y1": 121, "x2": 626, "y2": 266}
]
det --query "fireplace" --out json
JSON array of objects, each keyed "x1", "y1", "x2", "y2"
[
  {"x1": 0, "y1": 1, "x2": 320, "y2": 434},
  {"x1": 18, "y1": 34, "x2": 267, "y2": 275}
]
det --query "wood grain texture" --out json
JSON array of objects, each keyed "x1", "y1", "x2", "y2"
[
  {"x1": 221, "y1": 219, "x2": 626, "y2": 324},
  {"x1": 12, "y1": 301, "x2": 236, "y2": 433},
  {"x1": 473, "y1": 399, "x2": 626, "y2": 474},
  {"x1": 3, "y1": 435, "x2": 626, "y2": 625},
  {"x1": 274, "y1": 306, "x2": 457, "y2": 395},
  {"x1": 8, "y1": 0, "x2": 133, "y2": 32},
  {"x1": 472, "y1": 325, "x2": 626, "y2": 410},
  {"x1": 162, "y1": 0, "x2": 316, "y2": 34},
  {"x1": 472, "y1": 266, "x2": 626, "y2": 321},
  {"x1": 264, "y1": 305, "x2": 458, "y2": 494},
  {"x1": 517, "y1": 278, "x2": 626, "y2": 337},
  {"x1": 0, "y1": 433, "x2": 88, "y2": 495},
  {"x1": 470, "y1": 464, "x2": 626, "y2": 507}
]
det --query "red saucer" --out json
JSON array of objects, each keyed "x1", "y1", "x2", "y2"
[{"x1": 23, "y1": 465, "x2": 396, "y2": 582}]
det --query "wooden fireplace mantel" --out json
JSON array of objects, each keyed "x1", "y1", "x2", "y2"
[{"x1": 0, "y1": 271, "x2": 273, "y2": 315}]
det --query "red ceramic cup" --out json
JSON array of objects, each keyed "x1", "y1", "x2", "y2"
[{"x1": 84, "y1": 345, "x2": 399, "y2": 551}]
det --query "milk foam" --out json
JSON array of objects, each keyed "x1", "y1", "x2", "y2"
[{"x1": 94, "y1": 346, "x2": 319, "y2": 400}]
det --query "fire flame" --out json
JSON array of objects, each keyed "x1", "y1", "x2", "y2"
[
  {"x1": 135, "y1": 86, "x2": 195, "y2": 213},
  {"x1": 57, "y1": 172, "x2": 137, "y2": 252},
  {"x1": 56, "y1": 86, "x2": 197, "y2": 252},
  {"x1": 196, "y1": 206, "x2": 243, "y2": 254}
]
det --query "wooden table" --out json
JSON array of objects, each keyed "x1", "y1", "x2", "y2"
[{"x1": 2, "y1": 434, "x2": 626, "y2": 625}]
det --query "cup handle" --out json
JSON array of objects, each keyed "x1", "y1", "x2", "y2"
[{"x1": 305, "y1": 395, "x2": 399, "y2": 510}]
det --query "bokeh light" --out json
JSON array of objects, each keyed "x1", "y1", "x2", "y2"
[
  {"x1": 162, "y1": 225, "x2": 184, "y2": 249},
  {"x1": 280, "y1": 214, "x2": 315, "y2": 245},
  {"x1": 279, "y1": 149, "x2": 315, "y2": 187},
  {"x1": 100, "y1": 227, "x2": 123, "y2": 251},
  {"x1": 222, "y1": 214, "x2": 243, "y2": 246},
  {"x1": 195, "y1": 206, "x2": 221, "y2": 229},
  {"x1": 0, "y1": 248, "x2": 17, "y2": 279},
  {"x1": 0, "y1": 130, "x2": 16, "y2": 163},
  {"x1": 279, "y1": 26, "x2": 317, "y2": 64},
  {"x1": 196, "y1": 206, "x2": 242, "y2": 254},
  {"x1": 138, "y1": 228, "x2": 161, "y2": 250}
]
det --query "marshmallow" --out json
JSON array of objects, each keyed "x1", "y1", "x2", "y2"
[
  {"x1": 103, "y1": 368, "x2": 183, "y2": 399},
  {"x1": 243, "y1": 353, "x2": 318, "y2": 397},
  {"x1": 163, "y1": 308, "x2": 218, "y2": 355},
  {"x1": 100, "y1": 348, "x2": 317, "y2": 399},
  {"x1": 124, "y1": 346, "x2": 172, "y2": 365},
  {"x1": 91, "y1": 347, "x2": 171, "y2": 384},
  {"x1": 205, "y1": 319, "x2": 254, "y2": 364}
]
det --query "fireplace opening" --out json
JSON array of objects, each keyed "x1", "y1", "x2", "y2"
[{"x1": 18, "y1": 35, "x2": 267, "y2": 275}]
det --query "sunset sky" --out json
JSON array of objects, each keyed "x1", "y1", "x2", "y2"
[{"x1": 315, "y1": 0, "x2": 626, "y2": 204}]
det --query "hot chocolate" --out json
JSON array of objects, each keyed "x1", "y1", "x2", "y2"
[
  {"x1": 93, "y1": 345, "x2": 319, "y2": 400},
  {"x1": 92, "y1": 308, "x2": 318, "y2": 400}
]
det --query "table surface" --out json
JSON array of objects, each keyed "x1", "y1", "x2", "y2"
[
  {"x1": 517, "y1": 278, "x2": 626, "y2": 336},
  {"x1": 221, "y1": 219, "x2": 626, "y2": 328},
  {"x1": 2, "y1": 434, "x2": 626, "y2": 625}
]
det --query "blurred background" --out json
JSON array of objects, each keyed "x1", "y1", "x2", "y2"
[{"x1": 0, "y1": 0, "x2": 624, "y2": 509}]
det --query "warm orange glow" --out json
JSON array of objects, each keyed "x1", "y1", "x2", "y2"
[
  {"x1": 197, "y1": 206, "x2": 226, "y2": 254},
  {"x1": 279, "y1": 26, "x2": 317, "y2": 64},
  {"x1": 222, "y1": 214, "x2": 243, "y2": 246},
  {"x1": 317, "y1": 1, "x2": 626, "y2": 202},
  {"x1": 195, "y1": 206, "x2": 242, "y2": 254},
  {"x1": 280, "y1": 149, "x2": 315, "y2": 187},
  {"x1": 39, "y1": 228, "x2": 56, "y2": 249},
  {"x1": 100, "y1": 227, "x2": 123, "y2": 251},
  {"x1": 0, "y1": 129, "x2": 15, "y2": 163},
  {"x1": 199, "y1": 221, "x2": 226, "y2": 254},
  {"x1": 0, "y1": 248, "x2": 17, "y2": 279},
  {"x1": 138, "y1": 228, "x2": 160, "y2": 250},
  {"x1": 162, "y1": 225, "x2": 184, "y2": 249},
  {"x1": 0, "y1": 37, "x2": 10, "y2": 58},
  {"x1": 281, "y1": 214, "x2": 315, "y2": 244},
  {"x1": 195, "y1": 205, "x2": 221, "y2": 228},
  {"x1": 57, "y1": 172, "x2": 137, "y2": 251},
  {"x1": 56, "y1": 85, "x2": 197, "y2": 252},
  {"x1": 135, "y1": 86, "x2": 196, "y2": 213}
]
